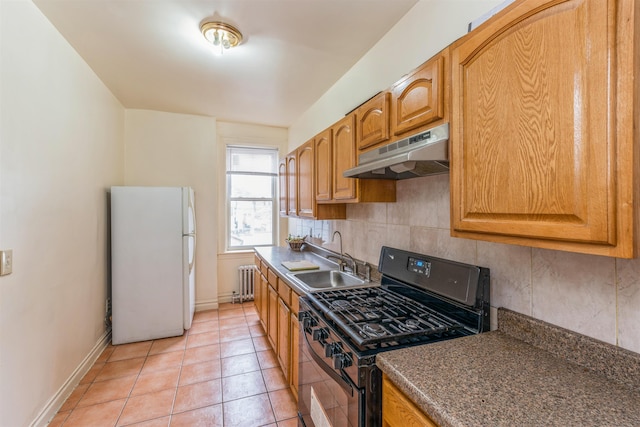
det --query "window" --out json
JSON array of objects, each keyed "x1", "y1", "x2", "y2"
[{"x1": 226, "y1": 145, "x2": 278, "y2": 250}]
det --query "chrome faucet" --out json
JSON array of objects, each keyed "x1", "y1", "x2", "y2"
[
  {"x1": 330, "y1": 231, "x2": 347, "y2": 272},
  {"x1": 343, "y1": 252, "x2": 357, "y2": 276},
  {"x1": 332, "y1": 231, "x2": 343, "y2": 256}
]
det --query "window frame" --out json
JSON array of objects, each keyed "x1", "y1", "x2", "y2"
[{"x1": 225, "y1": 145, "x2": 279, "y2": 251}]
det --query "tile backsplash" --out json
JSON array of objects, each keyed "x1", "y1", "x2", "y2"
[{"x1": 289, "y1": 174, "x2": 640, "y2": 354}]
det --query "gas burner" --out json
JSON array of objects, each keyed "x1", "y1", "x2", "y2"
[
  {"x1": 331, "y1": 300, "x2": 351, "y2": 310},
  {"x1": 404, "y1": 319, "x2": 420, "y2": 329},
  {"x1": 362, "y1": 323, "x2": 387, "y2": 337}
]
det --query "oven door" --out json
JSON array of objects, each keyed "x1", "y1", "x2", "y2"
[{"x1": 298, "y1": 311, "x2": 364, "y2": 427}]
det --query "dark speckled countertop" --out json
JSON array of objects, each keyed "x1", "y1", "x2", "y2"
[{"x1": 377, "y1": 308, "x2": 640, "y2": 427}]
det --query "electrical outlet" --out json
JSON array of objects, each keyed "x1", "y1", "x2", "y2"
[{"x1": 0, "y1": 250, "x2": 13, "y2": 276}]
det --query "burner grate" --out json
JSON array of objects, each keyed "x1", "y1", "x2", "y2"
[{"x1": 309, "y1": 287, "x2": 465, "y2": 347}]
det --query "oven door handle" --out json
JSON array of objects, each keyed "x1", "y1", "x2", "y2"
[{"x1": 303, "y1": 330, "x2": 355, "y2": 396}]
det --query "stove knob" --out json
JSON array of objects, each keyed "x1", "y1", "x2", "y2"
[
  {"x1": 332, "y1": 352, "x2": 352, "y2": 369},
  {"x1": 312, "y1": 327, "x2": 328, "y2": 342},
  {"x1": 323, "y1": 342, "x2": 335, "y2": 357}
]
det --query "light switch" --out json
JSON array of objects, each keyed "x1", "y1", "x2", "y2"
[{"x1": 0, "y1": 250, "x2": 13, "y2": 276}]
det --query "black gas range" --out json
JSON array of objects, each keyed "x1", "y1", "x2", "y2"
[{"x1": 297, "y1": 246, "x2": 490, "y2": 427}]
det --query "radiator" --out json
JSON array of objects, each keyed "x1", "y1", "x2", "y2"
[{"x1": 233, "y1": 264, "x2": 256, "y2": 303}]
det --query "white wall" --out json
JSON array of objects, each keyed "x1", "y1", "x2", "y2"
[
  {"x1": 123, "y1": 110, "x2": 218, "y2": 310},
  {"x1": 288, "y1": 0, "x2": 640, "y2": 354},
  {"x1": 216, "y1": 122, "x2": 288, "y2": 303},
  {"x1": 0, "y1": 1, "x2": 125, "y2": 426}
]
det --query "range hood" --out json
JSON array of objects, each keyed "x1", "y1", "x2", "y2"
[{"x1": 343, "y1": 123, "x2": 449, "y2": 180}]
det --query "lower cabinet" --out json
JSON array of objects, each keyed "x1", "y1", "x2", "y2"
[
  {"x1": 254, "y1": 252, "x2": 302, "y2": 401},
  {"x1": 382, "y1": 374, "x2": 438, "y2": 427},
  {"x1": 267, "y1": 284, "x2": 278, "y2": 350},
  {"x1": 277, "y1": 298, "x2": 291, "y2": 379}
]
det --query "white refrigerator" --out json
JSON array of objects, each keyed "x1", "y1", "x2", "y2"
[{"x1": 110, "y1": 186, "x2": 196, "y2": 345}]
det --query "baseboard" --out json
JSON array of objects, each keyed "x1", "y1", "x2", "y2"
[
  {"x1": 195, "y1": 298, "x2": 219, "y2": 312},
  {"x1": 30, "y1": 328, "x2": 112, "y2": 427}
]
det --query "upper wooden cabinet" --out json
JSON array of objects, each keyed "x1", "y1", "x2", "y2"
[
  {"x1": 356, "y1": 92, "x2": 390, "y2": 152},
  {"x1": 314, "y1": 129, "x2": 332, "y2": 202},
  {"x1": 391, "y1": 51, "x2": 446, "y2": 138},
  {"x1": 450, "y1": 0, "x2": 638, "y2": 258},
  {"x1": 278, "y1": 157, "x2": 287, "y2": 217},
  {"x1": 296, "y1": 140, "x2": 315, "y2": 218},
  {"x1": 313, "y1": 114, "x2": 396, "y2": 204},
  {"x1": 286, "y1": 153, "x2": 296, "y2": 217},
  {"x1": 332, "y1": 115, "x2": 358, "y2": 200}
]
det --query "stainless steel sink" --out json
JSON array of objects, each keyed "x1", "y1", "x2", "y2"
[{"x1": 288, "y1": 269, "x2": 366, "y2": 290}]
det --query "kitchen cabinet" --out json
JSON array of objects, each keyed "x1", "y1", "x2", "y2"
[
  {"x1": 382, "y1": 374, "x2": 438, "y2": 427},
  {"x1": 277, "y1": 298, "x2": 290, "y2": 380},
  {"x1": 259, "y1": 272, "x2": 268, "y2": 331},
  {"x1": 278, "y1": 157, "x2": 287, "y2": 216},
  {"x1": 289, "y1": 292, "x2": 300, "y2": 400},
  {"x1": 286, "y1": 153, "x2": 296, "y2": 217},
  {"x1": 315, "y1": 114, "x2": 396, "y2": 204},
  {"x1": 450, "y1": 0, "x2": 638, "y2": 258},
  {"x1": 267, "y1": 282, "x2": 278, "y2": 350},
  {"x1": 356, "y1": 91, "x2": 390, "y2": 153},
  {"x1": 282, "y1": 140, "x2": 346, "y2": 220},
  {"x1": 391, "y1": 50, "x2": 446, "y2": 138},
  {"x1": 314, "y1": 129, "x2": 332, "y2": 202}
]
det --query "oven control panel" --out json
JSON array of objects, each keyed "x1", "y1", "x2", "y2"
[{"x1": 408, "y1": 257, "x2": 431, "y2": 277}]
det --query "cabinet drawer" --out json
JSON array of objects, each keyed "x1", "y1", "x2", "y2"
[
  {"x1": 267, "y1": 268, "x2": 279, "y2": 290},
  {"x1": 254, "y1": 254, "x2": 262, "y2": 270},
  {"x1": 260, "y1": 261, "x2": 268, "y2": 277},
  {"x1": 278, "y1": 280, "x2": 292, "y2": 307}
]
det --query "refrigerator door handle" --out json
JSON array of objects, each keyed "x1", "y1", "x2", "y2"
[{"x1": 185, "y1": 234, "x2": 196, "y2": 274}]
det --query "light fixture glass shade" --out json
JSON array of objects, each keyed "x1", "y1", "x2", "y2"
[{"x1": 201, "y1": 21, "x2": 242, "y2": 53}]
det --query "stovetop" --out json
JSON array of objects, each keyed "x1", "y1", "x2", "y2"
[{"x1": 301, "y1": 246, "x2": 490, "y2": 354}]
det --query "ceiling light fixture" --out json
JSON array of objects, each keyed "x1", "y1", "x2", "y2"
[{"x1": 200, "y1": 21, "x2": 243, "y2": 54}]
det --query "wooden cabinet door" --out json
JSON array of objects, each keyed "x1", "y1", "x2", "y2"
[
  {"x1": 297, "y1": 140, "x2": 315, "y2": 217},
  {"x1": 314, "y1": 129, "x2": 332, "y2": 202},
  {"x1": 259, "y1": 273, "x2": 268, "y2": 331},
  {"x1": 277, "y1": 298, "x2": 291, "y2": 380},
  {"x1": 332, "y1": 114, "x2": 357, "y2": 200},
  {"x1": 286, "y1": 154, "x2": 297, "y2": 217},
  {"x1": 391, "y1": 54, "x2": 444, "y2": 137},
  {"x1": 382, "y1": 375, "x2": 437, "y2": 427},
  {"x1": 267, "y1": 285, "x2": 278, "y2": 350},
  {"x1": 278, "y1": 157, "x2": 287, "y2": 216},
  {"x1": 450, "y1": 0, "x2": 636, "y2": 258},
  {"x1": 356, "y1": 91, "x2": 390, "y2": 152},
  {"x1": 289, "y1": 293, "x2": 300, "y2": 400}
]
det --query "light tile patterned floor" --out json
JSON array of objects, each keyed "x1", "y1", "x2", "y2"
[{"x1": 49, "y1": 302, "x2": 298, "y2": 427}]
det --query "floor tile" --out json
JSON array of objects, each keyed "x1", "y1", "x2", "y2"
[
  {"x1": 131, "y1": 367, "x2": 180, "y2": 396},
  {"x1": 169, "y1": 404, "x2": 223, "y2": 427},
  {"x1": 148, "y1": 336, "x2": 187, "y2": 355},
  {"x1": 173, "y1": 379, "x2": 223, "y2": 413},
  {"x1": 219, "y1": 318, "x2": 249, "y2": 331},
  {"x1": 59, "y1": 383, "x2": 90, "y2": 412},
  {"x1": 277, "y1": 418, "x2": 299, "y2": 427},
  {"x1": 220, "y1": 338, "x2": 255, "y2": 358},
  {"x1": 188, "y1": 320, "x2": 218, "y2": 335},
  {"x1": 96, "y1": 346, "x2": 115, "y2": 363},
  {"x1": 222, "y1": 371, "x2": 266, "y2": 401},
  {"x1": 219, "y1": 326, "x2": 252, "y2": 343},
  {"x1": 186, "y1": 331, "x2": 219, "y2": 348},
  {"x1": 47, "y1": 410, "x2": 69, "y2": 427},
  {"x1": 249, "y1": 323, "x2": 266, "y2": 337},
  {"x1": 125, "y1": 416, "x2": 170, "y2": 427},
  {"x1": 178, "y1": 359, "x2": 222, "y2": 386},
  {"x1": 62, "y1": 398, "x2": 126, "y2": 427},
  {"x1": 256, "y1": 349, "x2": 279, "y2": 369},
  {"x1": 109, "y1": 341, "x2": 153, "y2": 362},
  {"x1": 262, "y1": 367, "x2": 288, "y2": 392},
  {"x1": 117, "y1": 388, "x2": 175, "y2": 426},
  {"x1": 141, "y1": 350, "x2": 184, "y2": 374},
  {"x1": 77, "y1": 375, "x2": 137, "y2": 407},
  {"x1": 220, "y1": 353, "x2": 261, "y2": 377},
  {"x1": 218, "y1": 307, "x2": 245, "y2": 319},
  {"x1": 96, "y1": 358, "x2": 145, "y2": 382},
  {"x1": 252, "y1": 335, "x2": 271, "y2": 351},
  {"x1": 269, "y1": 388, "x2": 298, "y2": 421},
  {"x1": 80, "y1": 363, "x2": 105, "y2": 384},
  {"x1": 183, "y1": 344, "x2": 221, "y2": 365},
  {"x1": 193, "y1": 309, "x2": 218, "y2": 323},
  {"x1": 222, "y1": 393, "x2": 276, "y2": 427}
]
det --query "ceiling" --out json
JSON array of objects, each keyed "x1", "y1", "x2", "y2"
[{"x1": 33, "y1": 0, "x2": 419, "y2": 128}]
